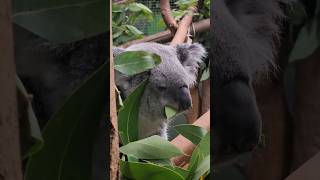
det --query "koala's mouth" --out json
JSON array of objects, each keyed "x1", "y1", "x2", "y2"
[
  {"x1": 164, "y1": 105, "x2": 178, "y2": 120},
  {"x1": 164, "y1": 104, "x2": 191, "y2": 120}
]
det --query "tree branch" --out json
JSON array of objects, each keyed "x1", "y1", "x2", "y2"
[
  {"x1": 160, "y1": 0, "x2": 179, "y2": 33},
  {"x1": 120, "y1": 18, "x2": 209, "y2": 48},
  {"x1": 170, "y1": 7, "x2": 197, "y2": 46},
  {"x1": 171, "y1": 110, "x2": 210, "y2": 167}
]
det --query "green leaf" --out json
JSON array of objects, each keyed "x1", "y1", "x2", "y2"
[
  {"x1": 126, "y1": 25, "x2": 143, "y2": 36},
  {"x1": 25, "y1": 63, "x2": 107, "y2": 180},
  {"x1": 120, "y1": 135, "x2": 183, "y2": 159},
  {"x1": 112, "y1": 29, "x2": 124, "y2": 39},
  {"x1": 289, "y1": 18, "x2": 320, "y2": 62},
  {"x1": 144, "y1": 159, "x2": 190, "y2": 178},
  {"x1": 128, "y1": 3, "x2": 143, "y2": 12},
  {"x1": 165, "y1": 106, "x2": 177, "y2": 120},
  {"x1": 192, "y1": 155, "x2": 210, "y2": 180},
  {"x1": 164, "y1": 166, "x2": 190, "y2": 178},
  {"x1": 186, "y1": 156, "x2": 199, "y2": 180},
  {"x1": 13, "y1": 0, "x2": 109, "y2": 43},
  {"x1": 13, "y1": 0, "x2": 87, "y2": 13},
  {"x1": 16, "y1": 77, "x2": 43, "y2": 159},
  {"x1": 145, "y1": 159, "x2": 173, "y2": 166},
  {"x1": 120, "y1": 160, "x2": 184, "y2": 180},
  {"x1": 114, "y1": 51, "x2": 161, "y2": 76},
  {"x1": 188, "y1": 132, "x2": 210, "y2": 175},
  {"x1": 127, "y1": 155, "x2": 139, "y2": 162},
  {"x1": 174, "y1": 124, "x2": 208, "y2": 145},
  {"x1": 118, "y1": 80, "x2": 147, "y2": 145},
  {"x1": 128, "y1": 3, "x2": 152, "y2": 14},
  {"x1": 200, "y1": 68, "x2": 210, "y2": 81}
]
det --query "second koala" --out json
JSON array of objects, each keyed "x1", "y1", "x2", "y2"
[{"x1": 114, "y1": 42, "x2": 207, "y2": 140}]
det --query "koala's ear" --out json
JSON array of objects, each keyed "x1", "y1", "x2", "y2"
[
  {"x1": 175, "y1": 43, "x2": 207, "y2": 77},
  {"x1": 112, "y1": 47, "x2": 125, "y2": 56},
  {"x1": 115, "y1": 70, "x2": 150, "y2": 97}
]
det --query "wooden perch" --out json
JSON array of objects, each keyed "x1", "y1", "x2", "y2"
[
  {"x1": 120, "y1": 18, "x2": 209, "y2": 48},
  {"x1": 109, "y1": 1, "x2": 119, "y2": 179}
]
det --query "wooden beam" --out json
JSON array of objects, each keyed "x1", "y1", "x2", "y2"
[{"x1": 285, "y1": 152, "x2": 320, "y2": 180}]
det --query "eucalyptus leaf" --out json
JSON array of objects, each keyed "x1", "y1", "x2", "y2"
[
  {"x1": 118, "y1": 80, "x2": 148, "y2": 145},
  {"x1": 145, "y1": 159, "x2": 173, "y2": 166},
  {"x1": 289, "y1": 19, "x2": 320, "y2": 62},
  {"x1": 165, "y1": 106, "x2": 177, "y2": 120},
  {"x1": 186, "y1": 155, "x2": 199, "y2": 180},
  {"x1": 164, "y1": 166, "x2": 190, "y2": 179},
  {"x1": 127, "y1": 155, "x2": 139, "y2": 162},
  {"x1": 128, "y1": 3, "x2": 152, "y2": 14},
  {"x1": 126, "y1": 25, "x2": 143, "y2": 36},
  {"x1": 114, "y1": 51, "x2": 161, "y2": 76},
  {"x1": 16, "y1": 77, "x2": 43, "y2": 159},
  {"x1": 188, "y1": 132, "x2": 210, "y2": 173},
  {"x1": 200, "y1": 68, "x2": 210, "y2": 81},
  {"x1": 128, "y1": 2, "x2": 152, "y2": 14},
  {"x1": 25, "y1": 63, "x2": 107, "y2": 180},
  {"x1": 174, "y1": 124, "x2": 207, "y2": 145},
  {"x1": 13, "y1": 0, "x2": 90, "y2": 13},
  {"x1": 120, "y1": 135, "x2": 183, "y2": 159},
  {"x1": 192, "y1": 155, "x2": 210, "y2": 180},
  {"x1": 13, "y1": 0, "x2": 109, "y2": 43},
  {"x1": 120, "y1": 160, "x2": 184, "y2": 180}
]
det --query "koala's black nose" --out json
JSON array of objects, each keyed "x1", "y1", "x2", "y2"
[{"x1": 178, "y1": 86, "x2": 191, "y2": 110}]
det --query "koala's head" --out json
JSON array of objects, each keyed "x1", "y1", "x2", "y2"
[{"x1": 113, "y1": 42, "x2": 207, "y2": 116}]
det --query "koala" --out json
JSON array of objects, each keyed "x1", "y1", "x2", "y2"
[
  {"x1": 211, "y1": 0, "x2": 283, "y2": 165},
  {"x1": 113, "y1": 42, "x2": 207, "y2": 140},
  {"x1": 14, "y1": 25, "x2": 107, "y2": 180}
]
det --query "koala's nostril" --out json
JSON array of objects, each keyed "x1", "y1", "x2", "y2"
[
  {"x1": 180, "y1": 84, "x2": 188, "y2": 89},
  {"x1": 180, "y1": 99, "x2": 191, "y2": 110}
]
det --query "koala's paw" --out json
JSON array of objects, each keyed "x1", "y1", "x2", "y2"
[{"x1": 214, "y1": 80, "x2": 261, "y2": 163}]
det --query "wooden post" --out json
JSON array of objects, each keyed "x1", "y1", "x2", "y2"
[
  {"x1": 0, "y1": 0, "x2": 23, "y2": 179},
  {"x1": 109, "y1": 0, "x2": 119, "y2": 179}
]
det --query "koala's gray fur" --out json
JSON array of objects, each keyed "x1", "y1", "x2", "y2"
[{"x1": 114, "y1": 42, "x2": 207, "y2": 140}]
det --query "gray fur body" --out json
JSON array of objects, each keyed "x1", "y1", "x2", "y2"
[
  {"x1": 114, "y1": 42, "x2": 207, "y2": 140},
  {"x1": 211, "y1": 0, "x2": 283, "y2": 165}
]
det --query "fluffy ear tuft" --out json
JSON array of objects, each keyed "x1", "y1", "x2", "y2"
[{"x1": 175, "y1": 43, "x2": 207, "y2": 83}]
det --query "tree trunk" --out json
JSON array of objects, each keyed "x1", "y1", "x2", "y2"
[{"x1": 0, "y1": 0, "x2": 23, "y2": 179}]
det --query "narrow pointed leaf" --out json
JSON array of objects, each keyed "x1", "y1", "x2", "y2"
[
  {"x1": 165, "y1": 106, "x2": 177, "y2": 120},
  {"x1": 16, "y1": 77, "x2": 43, "y2": 159},
  {"x1": 188, "y1": 132, "x2": 210, "y2": 173},
  {"x1": 192, "y1": 155, "x2": 210, "y2": 180},
  {"x1": 114, "y1": 51, "x2": 161, "y2": 76},
  {"x1": 120, "y1": 160, "x2": 184, "y2": 180},
  {"x1": 118, "y1": 80, "x2": 147, "y2": 145},
  {"x1": 174, "y1": 124, "x2": 207, "y2": 145},
  {"x1": 13, "y1": 0, "x2": 109, "y2": 43},
  {"x1": 120, "y1": 135, "x2": 183, "y2": 159},
  {"x1": 25, "y1": 63, "x2": 107, "y2": 180}
]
